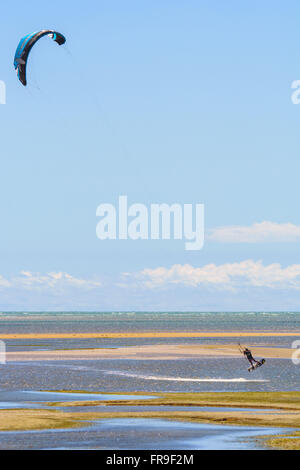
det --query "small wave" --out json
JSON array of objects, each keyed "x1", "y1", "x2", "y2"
[{"x1": 104, "y1": 371, "x2": 268, "y2": 383}]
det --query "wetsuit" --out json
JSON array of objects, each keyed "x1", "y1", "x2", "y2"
[{"x1": 243, "y1": 349, "x2": 259, "y2": 366}]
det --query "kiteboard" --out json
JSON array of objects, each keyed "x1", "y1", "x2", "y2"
[{"x1": 248, "y1": 358, "x2": 265, "y2": 372}]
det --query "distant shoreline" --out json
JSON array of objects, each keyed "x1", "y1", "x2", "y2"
[{"x1": 1, "y1": 331, "x2": 299, "y2": 339}]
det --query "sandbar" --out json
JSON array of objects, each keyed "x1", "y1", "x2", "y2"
[{"x1": 5, "y1": 343, "x2": 295, "y2": 361}]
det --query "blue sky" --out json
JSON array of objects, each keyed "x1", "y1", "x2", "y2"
[{"x1": 1, "y1": 1, "x2": 300, "y2": 310}]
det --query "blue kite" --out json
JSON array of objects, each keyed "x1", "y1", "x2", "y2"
[{"x1": 14, "y1": 30, "x2": 66, "y2": 86}]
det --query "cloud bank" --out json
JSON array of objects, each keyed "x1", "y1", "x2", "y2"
[
  {"x1": 1, "y1": 262, "x2": 300, "y2": 310},
  {"x1": 132, "y1": 260, "x2": 300, "y2": 290}
]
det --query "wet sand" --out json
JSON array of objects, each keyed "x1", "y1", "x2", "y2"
[{"x1": 5, "y1": 342, "x2": 294, "y2": 361}]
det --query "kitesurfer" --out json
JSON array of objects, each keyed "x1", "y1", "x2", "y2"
[{"x1": 239, "y1": 345, "x2": 259, "y2": 367}]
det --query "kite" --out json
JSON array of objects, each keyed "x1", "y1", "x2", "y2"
[{"x1": 14, "y1": 30, "x2": 66, "y2": 86}]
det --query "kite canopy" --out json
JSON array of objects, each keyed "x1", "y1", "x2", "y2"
[{"x1": 14, "y1": 30, "x2": 66, "y2": 86}]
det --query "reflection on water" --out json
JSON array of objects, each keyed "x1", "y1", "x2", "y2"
[{"x1": 20, "y1": 390, "x2": 155, "y2": 401}]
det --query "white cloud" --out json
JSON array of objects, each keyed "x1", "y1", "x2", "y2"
[
  {"x1": 209, "y1": 221, "x2": 300, "y2": 243},
  {"x1": 131, "y1": 260, "x2": 300, "y2": 291},
  {"x1": 0, "y1": 265, "x2": 300, "y2": 311},
  {"x1": 0, "y1": 271, "x2": 102, "y2": 291},
  {"x1": 0, "y1": 276, "x2": 11, "y2": 288}
]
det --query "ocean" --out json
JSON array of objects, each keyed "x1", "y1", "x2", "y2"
[
  {"x1": 0, "y1": 311, "x2": 299, "y2": 333},
  {"x1": 0, "y1": 311, "x2": 299, "y2": 393}
]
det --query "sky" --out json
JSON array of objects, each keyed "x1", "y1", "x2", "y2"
[{"x1": 1, "y1": 1, "x2": 300, "y2": 310}]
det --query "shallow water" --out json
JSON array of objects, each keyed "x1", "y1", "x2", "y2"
[
  {"x1": 0, "y1": 417, "x2": 290, "y2": 450},
  {"x1": 4, "y1": 334, "x2": 300, "y2": 353},
  {"x1": 0, "y1": 390, "x2": 279, "y2": 414},
  {"x1": 0, "y1": 387, "x2": 292, "y2": 450},
  {"x1": 0, "y1": 355, "x2": 298, "y2": 393},
  {"x1": 0, "y1": 311, "x2": 299, "y2": 449},
  {"x1": 20, "y1": 390, "x2": 154, "y2": 401},
  {"x1": 0, "y1": 402, "x2": 43, "y2": 409}
]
